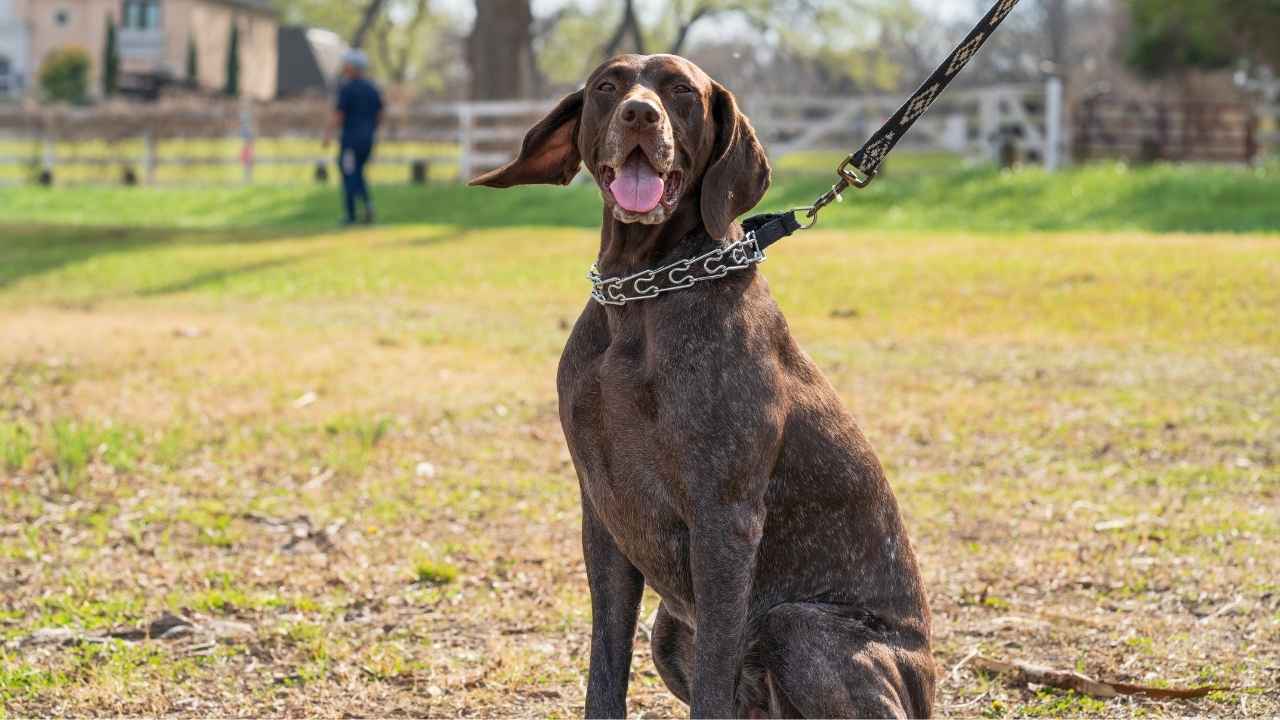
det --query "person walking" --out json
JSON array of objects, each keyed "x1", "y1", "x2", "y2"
[{"x1": 323, "y1": 50, "x2": 384, "y2": 226}]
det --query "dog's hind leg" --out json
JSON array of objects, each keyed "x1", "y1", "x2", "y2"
[
  {"x1": 760, "y1": 603, "x2": 935, "y2": 719},
  {"x1": 649, "y1": 602, "x2": 693, "y2": 705}
]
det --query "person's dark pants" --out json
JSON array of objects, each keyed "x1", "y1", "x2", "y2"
[{"x1": 339, "y1": 141, "x2": 374, "y2": 222}]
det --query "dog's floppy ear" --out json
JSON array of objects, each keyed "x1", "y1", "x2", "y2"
[
  {"x1": 700, "y1": 82, "x2": 770, "y2": 239},
  {"x1": 469, "y1": 90, "x2": 584, "y2": 188}
]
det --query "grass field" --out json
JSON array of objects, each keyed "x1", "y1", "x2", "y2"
[
  {"x1": 3, "y1": 155, "x2": 1280, "y2": 233},
  {"x1": 1, "y1": 165, "x2": 1279, "y2": 717}
]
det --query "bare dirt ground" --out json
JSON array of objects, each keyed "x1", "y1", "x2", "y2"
[{"x1": 1, "y1": 225, "x2": 1277, "y2": 717}]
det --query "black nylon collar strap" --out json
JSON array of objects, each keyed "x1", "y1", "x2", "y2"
[
  {"x1": 850, "y1": 0, "x2": 1021, "y2": 178},
  {"x1": 742, "y1": 211, "x2": 803, "y2": 252}
]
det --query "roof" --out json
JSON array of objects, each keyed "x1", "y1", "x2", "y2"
[
  {"x1": 208, "y1": 0, "x2": 279, "y2": 16},
  {"x1": 276, "y1": 25, "x2": 335, "y2": 98}
]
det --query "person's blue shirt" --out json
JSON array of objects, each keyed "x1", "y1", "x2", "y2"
[{"x1": 336, "y1": 77, "x2": 384, "y2": 149}]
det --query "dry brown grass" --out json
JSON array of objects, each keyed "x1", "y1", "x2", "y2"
[{"x1": 1, "y1": 224, "x2": 1277, "y2": 717}]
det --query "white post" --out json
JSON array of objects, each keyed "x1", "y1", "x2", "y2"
[
  {"x1": 457, "y1": 103, "x2": 475, "y2": 183},
  {"x1": 143, "y1": 129, "x2": 157, "y2": 185},
  {"x1": 42, "y1": 135, "x2": 55, "y2": 172},
  {"x1": 978, "y1": 90, "x2": 1001, "y2": 163},
  {"x1": 1045, "y1": 75, "x2": 1064, "y2": 172}
]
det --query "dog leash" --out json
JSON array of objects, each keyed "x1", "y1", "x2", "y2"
[
  {"x1": 589, "y1": 0, "x2": 1021, "y2": 306},
  {"x1": 749, "y1": 0, "x2": 1023, "y2": 251}
]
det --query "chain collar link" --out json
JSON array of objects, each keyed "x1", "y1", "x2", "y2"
[{"x1": 588, "y1": 232, "x2": 765, "y2": 307}]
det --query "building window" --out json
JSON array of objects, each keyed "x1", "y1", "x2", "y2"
[
  {"x1": 123, "y1": 0, "x2": 161, "y2": 29},
  {"x1": 54, "y1": 8, "x2": 71, "y2": 26}
]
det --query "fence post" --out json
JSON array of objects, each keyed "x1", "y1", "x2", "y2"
[
  {"x1": 457, "y1": 103, "x2": 474, "y2": 184},
  {"x1": 143, "y1": 129, "x2": 157, "y2": 185},
  {"x1": 978, "y1": 89, "x2": 1001, "y2": 163},
  {"x1": 1045, "y1": 75, "x2": 1064, "y2": 172},
  {"x1": 1245, "y1": 112, "x2": 1258, "y2": 165},
  {"x1": 42, "y1": 134, "x2": 55, "y2": 174}
]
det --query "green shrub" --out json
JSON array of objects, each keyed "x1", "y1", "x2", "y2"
[
  {"x1": 102, "y1": 19, "x2": 119, "y2": 97},
  {"x1": 39, "y1": 47, "x2": 92, "y2": 105}
]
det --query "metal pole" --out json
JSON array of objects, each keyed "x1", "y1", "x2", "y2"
[{"x1": 1045, "y1": 75, "x2": 1064, "y2": 172}]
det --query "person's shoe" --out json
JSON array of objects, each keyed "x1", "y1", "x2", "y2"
[
  {"x1": 340, "y1": 217, "x2": 358, "y2": 228},
  {"x1": 361, "y1": 209, "x2": 376, "y2": 225}
]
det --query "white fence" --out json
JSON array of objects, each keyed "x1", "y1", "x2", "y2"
[
  {"x1": 0, "y1": 83, "x2": 1057, "y2": 186},
  {"x1": 747, "y1": 82, "x2": 1052, "y2": 163}
]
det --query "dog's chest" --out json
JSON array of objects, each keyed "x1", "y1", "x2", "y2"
[{"x1": 559, "y1": 320, "x2": 695, "y2": 598}]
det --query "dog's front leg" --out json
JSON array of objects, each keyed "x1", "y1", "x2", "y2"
[
  {"x1": 688, "y1": 498, "x2": 764, "y2": 718},
  {"x1": 581, "y1": 493, "x2": 645, "y2": 719}
]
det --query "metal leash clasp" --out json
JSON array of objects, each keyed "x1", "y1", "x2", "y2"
[
  {"x1": 836, "y1": 154, "x2": 876, "y2": 190},
  {"x1": 794, "y1": 154, "x2": 876, "y2": 230}
]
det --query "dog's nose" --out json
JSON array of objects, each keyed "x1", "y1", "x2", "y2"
[{"x1": 620, "y1": 98, "x2": 661, "y2": 129}]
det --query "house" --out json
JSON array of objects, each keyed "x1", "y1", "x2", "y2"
[
  {"x1": 0, "y1": 0, "x2": 30, "y2": 98},
  {"x1": 0, "y1": 0, "x2": 279, "y2": 101}
]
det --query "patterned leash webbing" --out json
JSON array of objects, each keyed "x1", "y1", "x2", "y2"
[
  {"x1": 850, "y1": 0, "x2": 1021, "y2": 178},
  {"x1": 790, "y1": 0, "x2": 1023, "y2": 232}
]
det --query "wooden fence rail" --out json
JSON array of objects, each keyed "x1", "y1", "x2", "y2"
[{"x1": 0, "y1": 84, "x2": 1068, "y2": 186}]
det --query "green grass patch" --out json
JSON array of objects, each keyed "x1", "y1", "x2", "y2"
[
  {"x1": 1018, "y1": 688, "x2": 1109, "y2": 717},
  {"x1": 0, "y1": 657, "x2": 70, "y2": 703},
  {"x1": 2, "y1": 158, "x2": 1279, "y2": 233},
  {"x1": 412, "y1": 559, "x2": 459, "y2": 586},
  {"x1": 0, "y1": 420, "x2": 33, "y2": 472},
  {"x1": 45, "y1": 420, "x2": 142, "y2": 492}
]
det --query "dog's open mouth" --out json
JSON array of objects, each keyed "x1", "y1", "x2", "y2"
[{"x1": 600, "y1": 149, "x2": 683, "y2": 215}]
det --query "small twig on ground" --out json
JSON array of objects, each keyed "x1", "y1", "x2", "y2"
[
  {"x1": 1198, "y1": 596, "x2": 1242, "y2": 624},
  {"x1": 943, "y1": 690, "x2": 990, "y2": 710},
  {"x1": 947, "y1": 646, "x2": 980, "y2": 687},
  {"x1": 971, "y1": 656, "x2": 1228, "y2": 700}
]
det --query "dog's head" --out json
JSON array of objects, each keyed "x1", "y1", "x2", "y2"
[{"x1": 469, "y1": 54, "x2": 770, "y2": 239}]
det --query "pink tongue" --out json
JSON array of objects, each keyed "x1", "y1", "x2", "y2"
[{"x1": 609, "y1": 153, "x2": 664, "y2": 213}]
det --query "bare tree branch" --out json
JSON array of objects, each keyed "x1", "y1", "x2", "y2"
[
  {"x1": 350, "y1": 0, "x2": 387, "y2": 50},
  {"x1": 669, "y1": 5, "x2": 714, "y2": 56},
  {"x1": 602, "y1": 0, "x2": 646, "y2": 58}
]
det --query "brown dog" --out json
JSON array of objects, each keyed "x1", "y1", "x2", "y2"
[{"x1": 472, "y1": 54, "x2": 935, "y2": 719}]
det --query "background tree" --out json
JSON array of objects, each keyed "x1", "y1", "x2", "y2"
[
  {"x1": 39, "y1": 47, "x2": 91, "y2": 105},
  {"x1": 536, "y1": 0, "x2": 928, "y2": 94},
  {"x1": 1125, "y1": 0, "x2": 1280, "y2": 79},
  {"x1": 225, "y1": 23, "x2": 240, "y2": 97},
  {"x1": 467, "y1": 0, "x2": 535, "y2": 99},
  {"x1": 376, "y1": 5, "x2": 459, "y2": 96},
  {"x1": 272, "y1": 0, "x2": 459, "y2": 96},
  {"x1": 102, "y1": 17, "x2": 119, "y2": 97},
  {"x1": 1125, "y1": 0, "x2": 1233, "y2": 79}
]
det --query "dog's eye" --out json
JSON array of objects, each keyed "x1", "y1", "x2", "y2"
[
  {"x1": 596, "y1": 81, "x2": 616, "y2": 93},
  {"x1": 672, "y1": 84, "x2": 693, "y2": 95}
]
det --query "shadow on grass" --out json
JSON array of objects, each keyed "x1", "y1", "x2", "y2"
[
  {"x1": 0, "y1": 222, "x2": 476, "y2": 296},
  {"x1": 0, "y1": 225, "x2": 323, "y2": 293},
  {"x1": 136, "y1": 257, "x2": 304, "y2": 296},
  {"x1": 250, "y1": 182, "x2": 607, "y2": 230}
]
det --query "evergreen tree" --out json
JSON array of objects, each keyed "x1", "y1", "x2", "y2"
[
  {"x1": 102, "y1": 16, "x2": 119, "y2": 97},
  {"x1": 186, "y1": 35, "x2": 199, "y2": 88},
  {"x1": 1126, "y1": 0, "x2": 1280, "y2": 78},
  {"x1": 224, "y1": 23, "x2": 240, "y2": 97}
]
